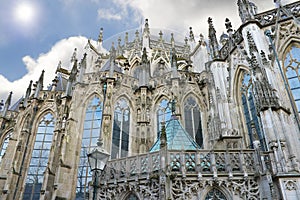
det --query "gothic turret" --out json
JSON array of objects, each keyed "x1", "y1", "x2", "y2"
[
  {"x1": 142, "y1": 19, "x2": 150, "y2": 50},
  {"x1": 208, "y1": 17, "x2": 220, "y2": 59}
]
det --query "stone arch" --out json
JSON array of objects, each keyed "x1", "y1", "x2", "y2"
[
  {"x1": 200, "y1": 186, "x2": 232, "y2": 200},
  {"x1": 119, "y1": 191, "x2": 140, "y2": 200}
]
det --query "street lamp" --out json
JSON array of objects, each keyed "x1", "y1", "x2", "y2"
[{"x1": 87, "y1": 139, "x2": 110, "y2": 200}]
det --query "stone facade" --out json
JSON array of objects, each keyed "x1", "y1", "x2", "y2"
[{"x1": 0, "y1": 1, "x2": 300, "y2": 199}]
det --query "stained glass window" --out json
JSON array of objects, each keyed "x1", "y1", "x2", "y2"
[
  {"x1": 111, "y1": 98, "x2": 130, "y2": 159},
  {"x1": 241, "y1": 73, "x2": 266, "y2": 150},
  {"x1": 156, "y1": 99, "x2": 172, "y2": 137},
  {"x1": 76, "y1": 96, "x2": 102, "y2": 199},
  {"x1": 0, "y1": 132, "x2": 12, "y2": 163},
  {"x1": 23, "y1": 113, "x2": 55, "y2": 200},
  {"x1": 284, "y1": 46, "x2": 300, "y2": 115},
  {"x1": 205, "y1": 188, "x2": 227, "y2": 200},
  {"x1": 184, "y1": 96, "x2": 203, "y2": 147}
]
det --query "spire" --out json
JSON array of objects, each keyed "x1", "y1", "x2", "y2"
[
  {"x1": 142, "y1": 19, "x2": 150, "y2": 49},
  {"x1": 170, "y1": 48, "x2": 178, "y2": 78},
  {"x1": 78, "y1": 53, "x2": 87, "y2": 82},
  {"x1": 34, "y1": 70, "x2": 44, "y2": 99},
  {"x1": 98, "y1": 27, "x2": 103, "y2": 43},
  {"x1": 189, "y1": 27, "x2": 195, "y2": 42},
  {"x1": 170, "y1": 33, "x2": 175, "y2": 48},
  {"x1": 109, "y1": 42, "x2": 116, "y2": 77},
  {"x1": 70, "y1": 48, "x2": 77, "y2": 63},
  {"x1": 66, "y1": 60, "x2": 78, "y2": 96},
  {"x1": 2, "y1": 92, "x2": 12, "y2": 117},
  {"x1": 208, "y1": 17, "x2": 220, "y2": 59},
  {"x1": 143, "y1": 18, "x2": 150, "y2": 36},
  {"x1": 24, "y1": 80, "x2": 33, "y2": 107},
  {"x1": 225, "y1": 18, "x2": 233, "y2": 35},
  {"x1": 237, "y1": 0, "x2": 257, "y2": 23}
]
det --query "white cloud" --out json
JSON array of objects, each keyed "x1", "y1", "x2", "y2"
[
  {"x1": 97, "y1": 8, "x2": 122, "y2": 20},
  {"x1": 0, "y1": 36, "x2": 89, "y2": 106}
]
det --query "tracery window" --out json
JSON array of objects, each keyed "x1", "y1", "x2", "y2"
[
  {"x1": 0, "y1": 131, "x2": 12, "y2": 163},
  {"x1": 184, "y1": 96, "x2": 203, "y2": 147},
  {"x1": 23, "y1": 113, "x2": 55, "y2": 200},
  {"x1": 284, "y1": 46, "x2": 300, "y2": 115},
  {"x1": 125, "y1": 193, "x2": 139, "y2": 200},
  {"x1": 241, "y1": 72, "x2": 266, "y2": 150},
  {"x1": 76, "y1": 96, "x2": 102, "y2": 199},
  {"x1": 111, "y1": 98, "x2": 130, "y2": 159},
  {"x1": 204, "y1": 188, "x2": 227, "y2": 200},
  {"x1": 156, "y1": 99, "x2": 172, "y2": 137}
]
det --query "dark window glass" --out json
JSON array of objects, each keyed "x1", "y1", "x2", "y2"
[
  {"x1": 156, "y1": 99, "x2": 172, "y2": 137},
  {"x1": 111, "y1": 98, "x2": 130, "y2": 159},
  {"x1": 184, "y1": 96, "x2": 203, "y2": 147},
  {"x1": 241, "y1": 73, "x2": 266, "y2": 150},
  {"x1": 284, "y1": 46, "x2": 300, "y2": 115},
  {"x1": 23, "y1": 113, "x2": 55, "y2": 200},
  {"x1": 76, "y1": 96, "x2": 102, "y2": 199}
]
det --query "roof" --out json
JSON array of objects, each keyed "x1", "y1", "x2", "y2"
[
  {"x1": 100, "y1": 60, "x2": 123, "y2": 73},
  {"x1": 150, "y1": 115, "x2": 200, "y2": 152}
]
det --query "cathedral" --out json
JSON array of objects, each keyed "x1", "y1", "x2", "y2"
[{"x1": 0, "y1": 0, "x2": 300, "y2": 199}]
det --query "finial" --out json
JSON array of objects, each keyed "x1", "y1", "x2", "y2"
[
  {"x1": 71, "y1": 48, "x2": 77, "y2": 63},
  {"x1": 98, "y1": 27, "x2": 103, "y2": 43},
  {"x1": 225, "y1": 18, "x2": 233, "y2": 34},
  {"x1": 144, "y1": 18, "x2": 149, "y2": 34},
  {"x1": 135, "y1": 30, "x2": 139, "y2": 40},
  {"x1": 208, "y1": 17, "x2": 220, "y2": 59},
  {"x1": 189, "y1": 27, "x2": 195, "y2": 41},
  {"x1": 159, "y1": 30, "x2": 163, "y2": 41},
  {"x1": 171, "y1": 33, "x2": 175, "y2": 47},
  {"x1": 184, "y1": 37, "x2": 188, "y2": 45}
]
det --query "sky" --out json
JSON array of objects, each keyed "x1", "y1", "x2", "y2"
[{"x1": 0, "y1": 0, "x2": 297, "y2": 105}]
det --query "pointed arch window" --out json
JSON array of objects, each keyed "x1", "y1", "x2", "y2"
[
  {"x1": 241, "y1": 72, "x2": 266, "y2": 150},
  {"x1": 184, "y1": 96, "x2": 203, "y2": 147},
  {"x1": 76, "y1": 96, "x2": 102, "y2": 199},
  {"x1": 284, "y1": 46, "x2": 300, "y2": 115},
  {"x1": 0, "y1": 131, "x2": 12, "y2": 163},
  {"x1": 112, "y1": 98, "x2": 130, "y2": 159},
  {"x1": 205, "y1": 188, "x2": 227, "y2": 200},
  {"x1": 23, "y1": 113, "x2": 55, "y2": 200},
  {"x1": 124, "y1": 193, "x2": 139, "y2": 200},
  {"x1": 156, "y1": 99, "x2": 172, "y2": 137}
]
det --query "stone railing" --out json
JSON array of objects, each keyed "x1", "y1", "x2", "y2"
[
  {"x1": 254, "y1": 1, "x2": 300, "y2": 27},
  {"x1": 100, "y1": 149, "x2": 258, "y2": 183}
]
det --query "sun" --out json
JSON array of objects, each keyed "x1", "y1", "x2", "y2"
[{"x1": 14, "y1": 1, "x2": 37, "y2": 26}]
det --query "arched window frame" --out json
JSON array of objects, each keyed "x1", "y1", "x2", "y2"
[
  {"x1": 0, "y1": 131, "x2": 12, "y2": 163},
  {"x1": 76, "y1": 95, "x2": 103, "y2": 199},
  {"x1": 238, "y1": 70, "x2": 266, "y2": 150},
  {"x1": 204, "y1": 188, "x2": 228, "y2": 200},
  {"x1": 111, "y1": 97, "x2": 131, "y2": 159},
  {"x1": 282, "y1": 43, "x2": 300, "y2": 116},
  {"x1": 23, "y1": 112, "x2": 55, "y2": 200},
  {"x1": 183, "y1": 95, "x2": 203, "y2": 147}
]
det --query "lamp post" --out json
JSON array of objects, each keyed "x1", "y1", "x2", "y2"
[{"x1": 87, "y1": 139, "x2": 110, "y2": 200}]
